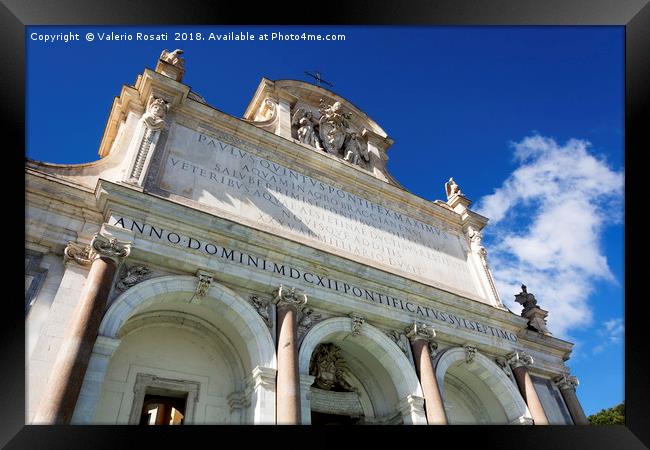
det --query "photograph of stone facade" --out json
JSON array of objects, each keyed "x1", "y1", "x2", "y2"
[{"x1": 25, "y1": 48, "x2": 589, "y2": 425}]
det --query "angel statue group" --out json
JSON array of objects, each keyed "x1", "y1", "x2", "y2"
[{"x1": 291, "y1": 100, "x2": 370, "y2": 167}]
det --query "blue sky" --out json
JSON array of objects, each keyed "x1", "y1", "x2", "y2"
[{"x1": 26, "y1": 25, "x2": 624, "y2": 416}]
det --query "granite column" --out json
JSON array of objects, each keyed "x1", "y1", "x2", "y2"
[
  {"x1": 33, "y1": 232, "x2": 130, "y2": 424},
  {"x1": 508, "y1": 351, "x2": 549, "y2": 425},
  {"x1": 406, "y1": 322, "x2": 447, "y2": 425},
  {"x1": 274, "y1": 285, "x2": 307, "y2": 425},
  {"x1": 555, "y1": 374, "x2": 589, "y2": 425}
]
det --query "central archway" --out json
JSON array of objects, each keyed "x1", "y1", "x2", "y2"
[{"x1": 298, "y1": 317, "x2": 426, "y2": 425}]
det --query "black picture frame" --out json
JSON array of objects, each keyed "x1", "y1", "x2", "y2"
[{"x1": 5, "y1": 0, "x2": 647, "y2": 448}]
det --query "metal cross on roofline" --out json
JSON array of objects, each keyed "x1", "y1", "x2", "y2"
[{"x1": 304, "y1": 71, "x2": 334, "y2": 88}]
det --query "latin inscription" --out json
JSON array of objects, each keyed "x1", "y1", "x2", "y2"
[
  {"x1": 112, "y1": 216, "x2": 518, "y2": 342},
  {"x1": 158, "y1": 125, "x2": 483, "y2": 298}
]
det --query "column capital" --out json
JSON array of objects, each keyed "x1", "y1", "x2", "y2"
[
  {"x1": 63, "y1": 241, "x2": 94, "y2": 266},
  {"x1": 63, "y1": 227, "x2": 132, "y2": 267},
  {"x1": 405, "y1": 321, "x2": 436, "y2": 343},
  {"x1": 554, "y1": 373, "x2": 579, "y2": 391},
  {"x1": 507, "y1": 350, "x2": 534, "y2": 369},
  {"x1": 273, "y1": 284, "x2": 307, "y2": 311},
  {"x1": 89, "y1": 233, "x2": 131, "y2": 263}
]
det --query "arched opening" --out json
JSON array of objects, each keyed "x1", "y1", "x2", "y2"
[
  {"x1": 299, "y1": 317, "x2": 426, "y2": 425},
  {"x1": 72, "y1": 276, "x2": 276, "y2": 424},
  {"x1": 436, "y1": 347, "x2": 532, "y2": 425}
]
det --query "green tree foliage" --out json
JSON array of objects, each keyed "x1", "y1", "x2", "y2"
[{"x1": 588, "y1": 403, "x2": 624, "y2": 425}]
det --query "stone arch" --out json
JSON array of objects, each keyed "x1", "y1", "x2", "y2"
[
  {"x1": 100, "y1": 275, "x2": 276, "y2": 371},
  {"x1": 298, "y1": 317, "x2": 425, "y2": 425},
  {"x1": 435, "y1": 347, "x2": 532, "y2": 424},
  {"x1": 73, "y1": 275, "x2": 276, "y2": 424}
]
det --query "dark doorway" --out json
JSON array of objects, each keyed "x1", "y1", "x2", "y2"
[
  {"x1": 311, "y1": 411, "x2": 361, "y2": 425},
  {"x1": 139, "y1": 394, "x2": 187, "y2": 425}
]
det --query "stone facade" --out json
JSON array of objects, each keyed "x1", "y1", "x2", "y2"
[{"x1": 25, "y1": 50, "x2": 582, "y2": 425}]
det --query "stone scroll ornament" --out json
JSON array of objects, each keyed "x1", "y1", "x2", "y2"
[
  {"x1": 128, "y1": 96, "x2": 170, "y2": 183},
  {"x1": 273, "y1": 284, "x2": 307, "y2": 310},
  {"x1": 63, "y1": 242, "x2": 94, "y2": 266},
  {"x1": 554, "y1": 373, "x2": 579, "y2": 391},
  {"x1": 349, "y1": 313, "x2": 365, "y2": 336},
  {"x1": 463, "y1": 344, "x2": 478, "y2": 364},
  {"x1": 506, "y1": 350, "x2": 534, "y2": 369},
  {"x1": 189, "y1": 271, "x2": 213, "y2": 305},
  {"x1": 64, "y1": 234, "x2": 131, "y2": 266},
  {"x1": 405, "y1": 322, "x2": 438, "y2": 363}
]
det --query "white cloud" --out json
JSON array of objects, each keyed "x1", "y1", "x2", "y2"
[
  {"x1": 475, "y1": 134, "x2": 624, "y2": 338},
  {"x1": 593, "y1": 317, "x2": 625, "y2": 354}
]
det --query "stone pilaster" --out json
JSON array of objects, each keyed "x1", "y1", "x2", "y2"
[
  {"x1": 405, "y1": 322, "x2": 447, "y2": 425},
  {"x1": 275, "y1": 91, "x2": 297, "y2": 140},
  {"x1": 246, "y1": 366, "x2": 277, "y2": 424},
  {"x1": 299, "y1": 374, "x2": 316, "y2": 424},
  {"x1": 273, "y1": 285, "x2": 307, "y2": 424},
  {"x1": 397, "y1": 395, "x2": 428, "y2": 425},
  {"x1": 554, "y1": 374, "x2": 589, "y2": 425},
  {"x1": 507, "y1": 351, "x2": 549, "y2": 425},
  {"x1": 70, "y1": 336, "x2": 121, "y2": 424},
  {"x1": 33, "y1": 225, "x2": 132, "y2": 424}
]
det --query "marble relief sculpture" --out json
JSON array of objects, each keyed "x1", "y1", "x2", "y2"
[
  {"x1": 290, "y1": 99, "x2": 370, "y2": 168},
  {"x1": 249, "y1": 294, "x2": 272, "y2": 327},
  {"x1": 318, "y1": 100, "x2": 351, "y2": 154},
  {"x1": 128, "y1": 96, "x2": 169, "y2": 184},
  {"x1": 342, "y1": 132, "x2": 370, "y2": 166},
  {"x1": 291, "y1": 108, "x2": 322, "y2": 149},
  {"x1": 309, "y1": 343, "x2": 356, "y2": 392},
  {"x1": 142, "y1": 97, "x2": 169, "y2": 132},
  {"x1": 115, "y1": 264, "x2": 151, "y2": 292},
  {"x1": 298, "y1": 307, "x2": 322, "y2": 338}
]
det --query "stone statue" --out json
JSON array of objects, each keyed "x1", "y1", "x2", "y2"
[
  {"x1": 142, "y1": 97, "x2": 169, "y2": 131},
  {"x1": 342, "y1": 132, "x2": 369, "y2": 166},
  {"x1": 309, "y1": 343, "x2": 355, "y2": 392},
  {"x1": 466, "y1": 225, "x2": 487, "y2": 255},
  {"x1": 291, "y1": 107, "x2": 322, "y2": 149},
  {"x1": 318, "y1": 100, "x2": 351, "y2": 155},
  {"x1": 160, "y1": 48, "x2": 185, "y2": 68},
  {"x1": 444, "y1": 177, "x2": 463, "y2": 199},
  {"x1": 514, "y1": 284, "x2": 538, "y2": 313}
]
